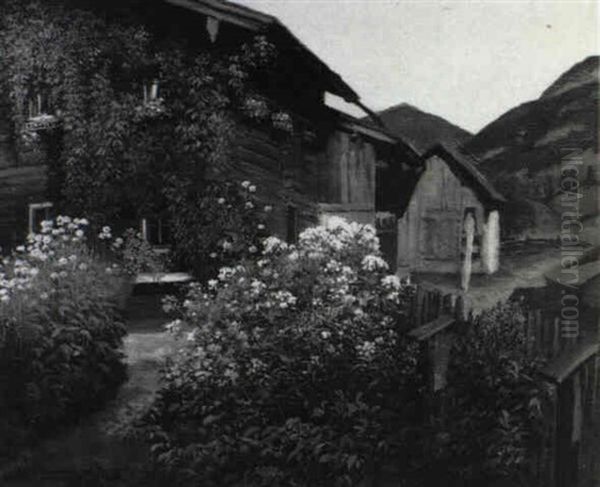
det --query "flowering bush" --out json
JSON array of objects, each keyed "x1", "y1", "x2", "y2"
[
  {"x1": 0, "y1": 216, "x2": 127, "y2": 459},
  {"x1": 145, "y1": 218, "x2": 419, "y2": 486},
  {"x1": 167, "y1": 179, "x2": 270, "y2": 280},
  {"x1": 104, "y1": 227, "x2": 167, "y2": 276}
]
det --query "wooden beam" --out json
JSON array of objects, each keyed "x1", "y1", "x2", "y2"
[
  {"x1": 165, "y1": 0, "x2": 265, "y2": 31},
  {"x1": 408, "y1": 314, "x2": 455, "y2": 342},
  {"x1": 541, "y1": 340, "x2": 599, "y2": 384}
]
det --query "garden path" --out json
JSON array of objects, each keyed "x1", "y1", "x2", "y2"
[
  {"x1": 3, "y1": 309, "x2": 175, "y2": 486},
  {"x1": 413, "y1": 243, "x2": 563, "y2": 312}
]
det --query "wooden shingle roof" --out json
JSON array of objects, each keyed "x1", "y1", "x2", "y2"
[
  {"x1": 164, "y1": 0, "x2": 360, "y2": 102},
  {"x1": 422, "y1": 143, "x2": 506, "y2": 205}
]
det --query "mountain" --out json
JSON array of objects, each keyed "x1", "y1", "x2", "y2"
[
  {"x1": 371, "y1": 103, "x2": 472, "y2": 154},
  {"x1": 464, "y1": 56, "x2": 599, "y2": 241}
]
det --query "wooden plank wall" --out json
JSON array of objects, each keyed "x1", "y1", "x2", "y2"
[
  {"x1": 406, "y1": 284, "x2": 600, "y2": 487},
  {"x1": 227, "y1": 121, "x2": 377, "y2": 241},
  {"x1": 0, "y1": 165, "x2": 48, "y2": 251}
]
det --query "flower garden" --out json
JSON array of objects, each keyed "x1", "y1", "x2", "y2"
[
  {"x1": 0, "y1": 217, "x2": 135, "y2": 462},
  {"x1": 0, "y1": 184, "x2": 544, "y2": 487}
]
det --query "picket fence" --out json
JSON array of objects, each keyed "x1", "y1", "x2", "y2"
[{"x1": 405, "y1": 284, "x2": 600, "y2": 487}]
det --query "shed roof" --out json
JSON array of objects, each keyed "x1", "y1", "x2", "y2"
[
  {"x1": 164, "y1": 0, "x2": 359, "y2": 102},
  {"x1": 422, "y1": 143, "x2": 506, "y2": 205}
]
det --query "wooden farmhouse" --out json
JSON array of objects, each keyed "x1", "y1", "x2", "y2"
[
  {"x1": 0, "y1": 0, "x2": 420, "y2": 251},
  {"x1": 392, "y1": 144, "x2": 505, "y2": 283}
]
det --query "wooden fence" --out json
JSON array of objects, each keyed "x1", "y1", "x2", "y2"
[{"x1": 405, "y1": 284, "x2": 600, "y2": 487}]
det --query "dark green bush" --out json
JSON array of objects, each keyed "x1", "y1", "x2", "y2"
[
  {"x1": 0, "y1": 217, "x2": 127, "y2": 461},
  {"x1": 419, "y1": 302, "x2": 547, "y2": 485}
]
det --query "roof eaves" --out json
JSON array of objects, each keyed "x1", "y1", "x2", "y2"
[
  {"x1": 424, "y1": 143, "x2": 506, "y2": 204},
  {"x1": 165, "y1": 0, "x2": 359, "y2": 102}
]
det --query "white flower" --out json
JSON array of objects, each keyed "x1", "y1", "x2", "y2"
[
  {"x1": 75, "y1": 229, "x2": 84, "y2": 238},
  {"x1": 264, "y1": 205, "x2": 272, "y2": 212},
  {"x1": 50, "y1": 272, "x2": 59, "y2": 280},
  {"x1": 245, "y1": 201, "x2": 254, "y2": 209},
  {"x1": 361, "y1": 255, "x2": 389, "y2": 272},
  {"x1": 321, "y1": 330, "x2": 331, "y2": 339},
  {"x1": 165, "y1": 319, "x2": 183, "y2": 334},
  {"x1": 16, "y1": 245, "x2": 25, "y2": 252},
  {"x1": 78, "y1": 263, "x2": 88, "y2": 271},
  {"x1": 381, "y1": 275, "x2": 401, "y2": 290},
  {"x1": 248, "y1": 245, "x2": 258, "y2": 253},
  {"x1": 58, "y1": 257, "x2": 68, "y2": 266},
  {"x1": 40, "y1": 292, "x2": 49, "y2": 300},
  {"x1": 218, "y1": 267, "x2": 235, "y2": 281},
  {"x1": 263, "y1": 236, "x2": 287, "y2": 254},
  {"x1": 241, "y1": 180, "x2": 251, "y2": 188},
  {"x1": 209, "y1": 252, "x2": 217, "y2": 259},
  {"x1": 217, "y1": 197, "x2": 226, "y2": 204},
  {"x1": 207, "y1": 279, "x2": 218, "y2": 289},
  {"x1": 222, "y1": 241, "x2": 232, "y2": 251},
  {"x1": 257, "y1": 224, "x2": 265, "y2": 230},
  {"x1": 248, "y1": 185, "x2": 256, "y2": 193}
]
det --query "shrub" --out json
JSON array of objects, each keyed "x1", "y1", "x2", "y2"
[
  {"x1": 145, "y1": 218, "x2": 420, "y2": 486},
  {"x1": 105, "y1": 227, "x2": 167, "y2": 276},
  {"x1": 0, "y1": 216, "x2": 128, "y2": 460},
  {"x1": 167, "y1": 179, "x2": 270, "y2": 280},
  {"x1": 420, "y1": 302, "x2": 546, "y2": 485}
]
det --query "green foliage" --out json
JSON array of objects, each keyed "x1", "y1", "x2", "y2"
[
  {"x1": 421, "y1": 302, "x2": 547, "y2": 484},
  {"x1": 0, "y1": 0, "x2": 286, "y2": 234},
  {"x1": 166, "y1": 179, "x2": 270, "y2": 280},
  {"x1": 0, "y1": 217, "x2": 127, "y2": 460},
  {"x1": 145, "y1": 219, "x2": 419, "y2": 486},
  {"x1": 108, "y1": 227, "x2": 167, "y2": 276}
]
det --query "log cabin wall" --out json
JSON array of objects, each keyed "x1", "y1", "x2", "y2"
[
  {"x1": 0, "y1": 95, "x2": 50, "y2": 251},
  {"x1": 397, "y1": 154, "x2": 486, "y2": 274},
  {"x1": 225, "y1": 121, "x2": 321, "y2": 242},
  {"x1": 227, "y1": 119, "x2": 378, "y2": 243}
]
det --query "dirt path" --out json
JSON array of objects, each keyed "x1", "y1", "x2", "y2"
[
  {"x1": 414, "y1": 245, "x2": 563, "y2": 312},
  {"x1": 4, "y1": 317, "x2": 176, "y2": 487}
]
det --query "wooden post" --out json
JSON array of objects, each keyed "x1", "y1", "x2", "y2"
[{"x1": 553, "y1": 317, "x2": 561, "y2": 359}]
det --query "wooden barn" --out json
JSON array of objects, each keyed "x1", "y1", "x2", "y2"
[
  {"x1": 0, "y1": 0, "x2": 419, "y2": 251},
  {"x1": 393, "y1": 143, "x2": 505, "y2": 285}
]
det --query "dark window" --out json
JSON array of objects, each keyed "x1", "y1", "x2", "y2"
[
  {"x1": 286, "y1": 206, "x2": 298, "y2": 244},
  {"x1": 142, "y1": 217, "x2": 171, "y2": 246},
  {"x1": 27, "y1": 90, "x2": 52, "y2": 119},
  {"x1": 28, "y1": 202, "x2": 53, "y2": 234}
]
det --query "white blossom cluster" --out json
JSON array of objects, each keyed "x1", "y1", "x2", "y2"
[{"x1": 0, "y1": 216, "x2": 123, "y2": 306}]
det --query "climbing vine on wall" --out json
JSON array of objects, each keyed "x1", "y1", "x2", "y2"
[{"x1": 0, "y1": 0, "x2": 289, "y2": 230}]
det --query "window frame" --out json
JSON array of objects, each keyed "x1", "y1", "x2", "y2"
[
  {"x1": 140, "y1": 216, "x2": 171, "y2": 250},
  {"x1": 143, "y1": 79, "x2": 160, "y2": 104},
  {"x1": 28, "y1": 201, "x2": 53, "y2": 234}
]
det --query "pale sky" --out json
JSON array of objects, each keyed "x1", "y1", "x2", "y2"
[{"x1": 234, "y1": 0, "x2": 599, "y2": 133}]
